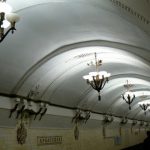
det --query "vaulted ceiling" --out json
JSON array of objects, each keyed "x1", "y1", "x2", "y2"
[{"x1": 0, "y1": 0, "x2": 150, "y2": 123}]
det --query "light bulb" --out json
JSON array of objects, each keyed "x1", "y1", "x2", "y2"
[
  {"x1": 6, "y1": 13, "x2": 20, "y2": 23},
  {"x1": 1, "y1": 20, "x2": 10, "y2": 28}
]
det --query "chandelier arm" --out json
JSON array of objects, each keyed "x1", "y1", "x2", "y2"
[
  {"x1": 92, "y1": 77, "x2": 99, "y2": 91},
  {"x1": 123, "y1": 93, "x2": 135, "y2": 106},
  {"x1": 101, "y1": 78, "x2": 108, "y2": 90},
  {"x1": 143, "y1": 105, "x2": 147, "y2": 115},
  {"x1": 140, "y1": 105, "x2": 143, "y2": 110},
  {"x1": 90, "y1": 78, "x2": 102, "y2": 101},
  {"x1": 122, "y1": 97, "x2": 132, "y2": 110},
  {"x1": 144, "y1": 105, "x2": 148, "y2": 111},
  {"x1": 123, "y1": 97, "x2": 130, "y2": 105},
  {"x1": 130, "y1": 95, "x2": 135, "y2": 104},
  {"x1": 129, "y1": 99, "x2": 133, "y2": 105},
  {"x1": 0, "y1": 27, "x2": 16, "y2": 42},
  {"x1": 139, "y1": 104, "x2": 148, "y2": 116},
  {"x1": 89, "y1": 82, "x2": 97, "y2": 91},
  {"x1": 122, "y1": 95, "x2": 126, "y2": 102},
  {"x1": 98, "y1": 78, "x2": 103, "y2": 90}
]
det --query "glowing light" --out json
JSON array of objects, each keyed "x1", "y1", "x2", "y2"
[{"x1": 1, "y1": 20, "x2": 10, "y2": 28}]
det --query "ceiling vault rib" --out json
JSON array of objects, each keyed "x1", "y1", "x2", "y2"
[{"x1": 10, "y1": 40, "x2": 150, "y2": 95}]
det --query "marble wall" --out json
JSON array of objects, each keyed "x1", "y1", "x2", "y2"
[{"x1": 0, "y1": 125, "x2": 146, "y2": 150}]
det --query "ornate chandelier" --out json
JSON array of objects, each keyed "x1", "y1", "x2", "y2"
[
  {"x1": 121, "y1": 80, "x2": 135, "y2": 110},
  {"x1": 138, "y1": 98, "x2": 150, "y2": 116},
  {"x1": 83, "y1": 52, "x2": 111, "y2": 101},
  {"x1": 0, "y1": 0, "x2": 20, "y2": 42}
]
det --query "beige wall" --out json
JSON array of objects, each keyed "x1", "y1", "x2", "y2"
[{"x1": 0, "y1": 125, "x2": 147, "y2": 150}]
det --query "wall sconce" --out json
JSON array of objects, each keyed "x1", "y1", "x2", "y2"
[
  {"x1": 132, "y1": 120, "x2": 137, "y2": 126},
  {"x1": 120, "y1": 117, "x2": 128, "y2": 125},
  {"x1": 72, "y1": 109, "x2": 90, "y2": 141},
  {"x1": 83, "y1": 52, "x2": 111, "y2": 101},
  {"x1": 72, "y1": 109, "x2": 91, "y2": 125},
  {"x1": 0, "y1": 0, "x2": 20, "y2": 42},
  {"x1": 10, "y1": 98, "x2": 48, "y2": 145},
  {"x1": 9, "y1": 98, "x2": 48, "y2": 121},
  {"x1": 103, "y1": 114, "x2": 114, "y2": 125},
  {"x1": 121, "y1": 80, "x2": 135, "y2": 110}
]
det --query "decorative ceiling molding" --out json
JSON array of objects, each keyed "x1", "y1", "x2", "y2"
[{"x1": 110, "y1": 0, "x2": 150, "y2": 25}]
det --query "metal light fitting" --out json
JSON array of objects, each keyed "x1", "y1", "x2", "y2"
[
  {"x1": 103, "y1": 114, "x2": 114, "y2": 124},
  {"x1": 138, "y1": 96, "x2": 150, "y2": 116},
  {"x1": 83, "y1": 52, "x2": 111, "y2": 101},
  {"x1": 120, "y1": 117, "x2": 128, "y2": 125},
  {"x1": 139, "y1": 103, "x2": 149, "y2": 115},
  {"x1": 121, "y1": 80, "x2": 135, "y2": 110},
  {"x1": 72, "y1": 109, "x2": 91, "y2": 124},
  {"x1": 0, "y1": 0, "x2": 20, "y2": 42}
]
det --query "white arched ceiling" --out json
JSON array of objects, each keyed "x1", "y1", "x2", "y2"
[{"x1": 0, "y1": 0, "x2": 150, "y2": 122}]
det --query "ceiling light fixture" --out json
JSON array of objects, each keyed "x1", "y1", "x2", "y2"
[
  {"x1": 139, "y1": 101, "x2": 149, "y2": 116},
  {"x1": 121, "y1": 80, "x2": 135, "y2": 110},
  {"x1": 0, "y1": 0, "x2": 20, "y2": 42},
  {"x1": 83, "y1": 52, "x2": 111, "y2": 101},
  {"x1": 138, "y1": 95, "x2": 150, "y2": 115}
]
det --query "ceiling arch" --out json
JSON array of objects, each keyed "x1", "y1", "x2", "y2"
[
  {"x1": 11, "y1": 41, "x2": 150, "y2": 95},
  {"x1": 7, "y1": 45, "x2": 148, "y2": 121},
  {"x1": 0, "y1": 0, "x2": 149, "y2": 123}
]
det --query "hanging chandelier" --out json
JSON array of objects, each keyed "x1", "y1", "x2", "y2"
[
  {"x1": 83, "y1": 52, "x2": 111, "y2": 101},
  {"x1": 121, "y1": 80, "x2": 135, "y2": 110},
  {"x1": 139, "y1": 102, "x2": 149, "y2": 116},
  {"x1": 138, "y1": 96, "x2": 150, "y2": 116},
  {"x1": 0, "y1": 0, "x2": 20, "y2": 42}
]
